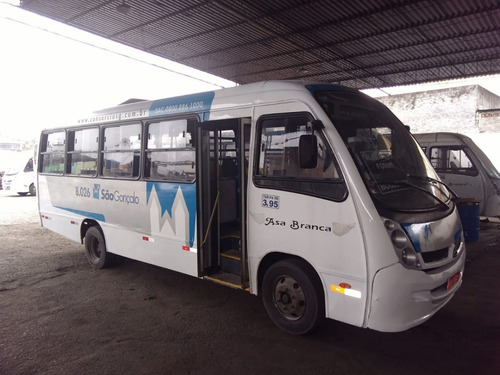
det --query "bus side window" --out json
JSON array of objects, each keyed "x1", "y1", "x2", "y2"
[
  {"x1": 24, "y1": 158, "x2": 34, "y2": 173},
  {"x1": 430, "y1": 146, "x2": 478, "y2": 176},
  {"x1": 102, "y1": 123, "x2": 141, "y2": 178},
  {"x1": 67, "y1": 127, "x2": 99, "y2": 176},
  {"x1": 144, "y1": 119, "x2": 195, "y2": 183},
  {"x1": 254, "y1": 113, "x2": 346, "y2": 201},
  {"x1": 40, "y1": 131, "x2": 66, "y2": 174}
]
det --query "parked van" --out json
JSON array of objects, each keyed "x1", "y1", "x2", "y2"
[
  {"x1": 414, "y1": 132, "x2": 500, "y2": 217},
  {"x1": 2, "y1": 152, "x2": 36, "y2": 196}
]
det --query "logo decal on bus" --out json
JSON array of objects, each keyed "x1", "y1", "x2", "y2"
[
  {"x1": 146, "y1": 182, "x2": 197, "y2": 248},
  {"x1": 264, "y1": 217, "x2": 333, "y2": 233},
  {"x1": 93, "y1": 184, "x2": 100, "y2": 199},
  {"x1": 100, "y1": 189, "x2": 140, "y2": 204}
]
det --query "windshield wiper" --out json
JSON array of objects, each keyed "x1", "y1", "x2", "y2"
[
  {"x1": 406, "y1": 174, "x2": 458, "y2": 200},
  {"x1": 390, "y1": 179, "x2": 450, "y2": 210}
]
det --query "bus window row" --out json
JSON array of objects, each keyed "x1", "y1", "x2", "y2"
[
  {"x1": 39, "y1": 113, "x2": 346, "y2": 201},
  {"x1": 39, "y1": 119, "x2": 196, "y2": 183}
]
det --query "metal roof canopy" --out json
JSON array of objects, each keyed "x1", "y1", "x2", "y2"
[{"x1": 19, "y1": 0, "x2": 500, "y2": 89}]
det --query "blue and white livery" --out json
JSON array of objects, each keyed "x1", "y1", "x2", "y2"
[{"x1": 38, "y1": 81, "x2": 465, "y2": 334}]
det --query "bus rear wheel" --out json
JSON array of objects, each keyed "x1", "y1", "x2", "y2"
[
  {"x1": 84, "y1": 226, "x2": 120, "y2": 269},
  {"x1": 262, "y1": 258, "x2": 325, "y2": 335}
]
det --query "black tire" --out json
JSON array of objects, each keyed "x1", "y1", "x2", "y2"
[
  {"x1": 29, "y1": 183, "x2": 36, "y2": 196},
  {"x1": 84, "y1": 226, "x2": 120, "y2": 269},
  {"x1": 18, "y1": 192, "x2": 28, "y2": 196},
  {"x1": 262, "y1": 258, "x2": 325, "y2": 335}
]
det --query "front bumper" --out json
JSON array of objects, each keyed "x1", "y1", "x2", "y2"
[{"x1": 367, "y1": 248, "x2": 465, "y2": 332}]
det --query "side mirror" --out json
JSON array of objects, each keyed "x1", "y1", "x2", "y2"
[{"x1": 299, "y1": 134, "x2": 318, "y2": 169}]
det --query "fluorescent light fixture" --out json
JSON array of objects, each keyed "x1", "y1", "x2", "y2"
[{"x1": 116, "y1": 1, "x2": 131, "y2": 15}]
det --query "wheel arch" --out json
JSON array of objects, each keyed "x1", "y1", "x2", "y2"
[
  {"x1": 257, "y1": 252, "x2": 325, "y2": 298},
  {"x1": 80, "y1": 219, "x2": 101, "y2": 244}
]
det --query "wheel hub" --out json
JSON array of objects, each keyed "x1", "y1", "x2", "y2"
[{"x1": 273, "y1": 275, "x2": 306, "y2": 321}]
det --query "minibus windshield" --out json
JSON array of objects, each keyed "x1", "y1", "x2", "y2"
[{"x1": 313, "y1": 90, "x2": 452, "y2": 212}]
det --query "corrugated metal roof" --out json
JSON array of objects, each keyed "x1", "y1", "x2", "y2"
[{"x1": 19, "y1": 0, "x2": 500, "y2": 88}]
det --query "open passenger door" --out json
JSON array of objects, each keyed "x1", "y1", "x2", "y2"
[{"x1": 197, "y1": 118, "x2": 250, "y2": 289}]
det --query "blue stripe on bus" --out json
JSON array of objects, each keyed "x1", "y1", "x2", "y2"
[
  {"x1": 149, "y1": 91, "x2": 215, "y2": 117},
  {"x1": 401, "y1": 222, "x2": 428, "y2": 253},
  {"x1": 146, "y1": 182, "x2": 197, "y2": 248},
  {"x1": 54, "y1": 206, "x2": 105, "y2": 222}
]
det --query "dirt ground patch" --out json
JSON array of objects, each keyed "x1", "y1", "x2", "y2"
[{"x1": 1, "y1": 190, "x2": 499, "y2": 374}]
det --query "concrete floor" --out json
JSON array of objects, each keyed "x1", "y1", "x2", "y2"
[{"x1": 0, "y1": 190, "x2": 499, "y2": 375}]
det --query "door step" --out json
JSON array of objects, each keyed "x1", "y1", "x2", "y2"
[
  {"x1": 221, "y1": 249, "x2": 241, "y2": 274},
  {"x1": 221, "y1": 233, "x2": 240, "y2": 250},
  {"x1": 204, "y1": 272, "x2": 249, "y2": 291}
]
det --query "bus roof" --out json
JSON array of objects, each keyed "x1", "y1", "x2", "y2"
[{"x1": 75, "y1": 80, "x2": 358, "y2": 126}]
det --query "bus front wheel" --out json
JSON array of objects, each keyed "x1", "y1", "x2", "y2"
[
  {"x1": 84, "y1": 226, "x2": 119, "y2": 269},
  {"x1": 29, "y1": 183, "x2": 36, "y2": 196},
  {"x1": 262, "y1": 258, "x2": 325, "y2": 335}
]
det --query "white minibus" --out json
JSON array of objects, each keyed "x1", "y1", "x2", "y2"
[
  {"x1": 414, "y1": 132, "x2": 500, "y2": 217},
  {"x1": 3, "y1": 152, "x2": 36, "y2": 196},
  {"x1": 38, "y1": 81, "x2": 465, "y2": 334}
]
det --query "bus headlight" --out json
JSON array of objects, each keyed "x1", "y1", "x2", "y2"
[
  {"x1": 382, "y1": 217, "x2": 422, "y2": 270},
  {"x1": 384, "y1": 220, "x2": 396, "y2": 231},
  {"x1": 391, "y1": 229, "x2": 407, "y2": 249},
  {"x1": 401, "y1": 248, "x2": 418, "y2": 267}
]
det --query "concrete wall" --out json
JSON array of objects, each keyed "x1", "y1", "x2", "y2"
[
  {"x1": 376, "y1": 85, "x2": 500, "y2": 169},
  {"x1": 377, "y1": 85, "x2": 500, "y2": 134},
  {"x1": 478, "y1": 109, "x2": 500, "y2": 133}
]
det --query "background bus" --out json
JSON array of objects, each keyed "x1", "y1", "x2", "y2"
[
  {"x1": 415, "y1": 132, "x2": 500, "y2": 217},
  {"x1": 37, "y1": 81, "x2": 465, "y2": 334},
  {"x1": 0, "y1": 140, "x2": 23, "y2": 190},
  {"x1": 3, "y1": 151, "x2": 36, "y2": 196}
]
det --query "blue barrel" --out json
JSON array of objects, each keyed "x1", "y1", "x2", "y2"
[{"x1": 457, "y1": 202, "x2": 480, "y2": 242}]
